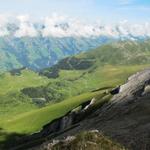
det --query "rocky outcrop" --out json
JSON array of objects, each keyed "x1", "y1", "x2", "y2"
[
  {"x1": 35, "y1": 130, "x2": 125, "y2": 150},
  {"x1": 114, "y1": 68, "x2": 150, "y2": 100},
  {"x1": 38, "y1": 68, "x2": 150, "y2": 150},
  {"x1": 40, "y1": 111, "x2": 77, "y2": 136},
  {"x1": 37, "y1": 99, "x2": 98, "y2": 137}
]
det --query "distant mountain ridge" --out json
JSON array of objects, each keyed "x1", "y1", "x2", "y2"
[
  {"x1": 0, "y1": 35, "x2": 112, "y2": 72},
  {"x1": 0, "y1": 16, "x2": 150, "y2": 72},
  {"x1": 40, "y1": 39, "x2": 150, "y2": 78}
]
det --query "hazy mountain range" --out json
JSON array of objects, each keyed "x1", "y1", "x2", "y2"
[
  {"x1": 0, "y1": 35, "x2": 112, "y2": 71},
  {"x1": 0, "y1": 14, "x2": 150, "y2": 72}
]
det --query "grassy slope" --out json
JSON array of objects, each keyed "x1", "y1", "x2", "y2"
[
  {"x1": 0, "y1": 69, "x2": 50, "y2": 121},
  {"x1": 58, "y1": 65, "x2": 149, "y2": 95},
  {"x1": 1, "y1": 91, "x2": 104, "y2": 134},
  {"x1": 1, "y1": 64, "x2": 149, "y2": 135},
  {"x1": 1, "y1": 40, "x2": 150, "y2": 144},
  {"x1": 0, "y1": 69, "x2": 49, "y2": 95}
]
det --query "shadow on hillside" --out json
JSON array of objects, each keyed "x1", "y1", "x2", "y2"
[{"x1": 0, "y1": 128, "x2": 27, "y2": 150}]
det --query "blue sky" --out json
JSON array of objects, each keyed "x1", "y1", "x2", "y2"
[{"x1": 0, "y1": 0, "x2": 150, "y2": 23}]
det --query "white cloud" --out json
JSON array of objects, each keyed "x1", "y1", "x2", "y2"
[
  {"x1": 15, "y1": 15, "x2": 38, "y2": 37},
  {"x1": 115, "y1": 20, "x2": 150, "y2": 38},
  {"x1": 42, "y1": 15, "x2": 120, "y2": 38},
  {"x1": 15, "y1": 23, "x2": 38, "y2": 37},
  {"x1": 42, "y1": 14, "x2": 69, "y2": 37},
  {"x1": 0, "y1": 14, "x2": 11, "y2": 36},
  {"x1": 0, "y1": 13, "x2": 149, "y2": 39}
]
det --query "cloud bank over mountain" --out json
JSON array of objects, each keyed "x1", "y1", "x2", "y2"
[{"x1": 0, "y1": 13, "x2": 150, "y2": 39}]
